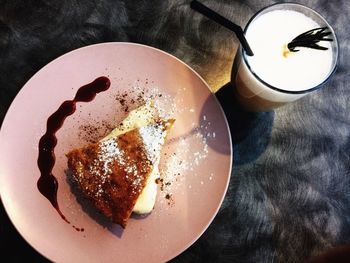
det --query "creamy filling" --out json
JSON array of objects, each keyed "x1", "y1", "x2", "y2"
[{"x1": 132, "y1": 158, "x2": 160, "y2": 214}]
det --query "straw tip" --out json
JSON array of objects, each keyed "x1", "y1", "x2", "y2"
[{"x1": 245, "y1": 49, "x2": 254, "y2": 56}]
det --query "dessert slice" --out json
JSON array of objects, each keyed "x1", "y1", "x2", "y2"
[
  {"x1": 103, "y1": 103, "x2": 165, "y2": 215},
  {"x1": 67, "y1": 103, "x2": 174, "y2": 228}
]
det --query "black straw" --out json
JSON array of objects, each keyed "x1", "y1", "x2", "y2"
[{"x1": 190, "y1": 0, "x2": 254, "y2": 56}]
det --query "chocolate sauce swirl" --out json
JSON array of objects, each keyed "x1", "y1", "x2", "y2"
[{"x1": 37, "y1": 76, "x2": 111, "y2": 223}]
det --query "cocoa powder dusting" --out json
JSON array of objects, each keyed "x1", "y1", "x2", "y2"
[
  {"x1": 165, "y1": 193, "x2": 174, "y2": 206},
  {"x1": 155, "y1": 176, "x2": 175, "y2": 206},
  {"x1": 78, "y1": 82, "x2": 175, "y2": 208},
  {"x1": 79, "y1": 120, "x2": 114, "y2": 144}
]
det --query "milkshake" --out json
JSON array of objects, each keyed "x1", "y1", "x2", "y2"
[{"x1": 232, "y1": 3, "x2": 338, "y2": 111}]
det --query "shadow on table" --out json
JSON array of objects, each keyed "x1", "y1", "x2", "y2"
[
  {"x1": 215, "y1": 82, "x2": 275, "y2": 165},
  {"x1": 169, "y1": 82, "x2": 275, "y2": 262}
]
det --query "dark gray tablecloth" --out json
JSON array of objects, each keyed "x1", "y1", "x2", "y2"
[{"x1": 1, "y1": 0, "x2": 349, "y2": 262}]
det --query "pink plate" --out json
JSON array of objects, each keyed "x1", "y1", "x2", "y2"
[{"x1": 0, "y1": 43, "x2": 232, "y2": 262}]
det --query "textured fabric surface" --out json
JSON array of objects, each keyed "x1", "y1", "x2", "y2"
[{"x1": 0, "y1": 0, "x2": 349, "y2": 262}]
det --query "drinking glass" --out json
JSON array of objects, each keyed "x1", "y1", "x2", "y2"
[{"x1": 231, "y1": 3, "x2": 339, "y2": 112}]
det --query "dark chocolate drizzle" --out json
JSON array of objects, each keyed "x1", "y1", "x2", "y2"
[{"x1": 37, "y1": 76, "x2": 111, "y2": 225}]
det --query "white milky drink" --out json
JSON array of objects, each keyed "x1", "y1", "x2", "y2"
[{"x1": 232, "y1": 3, "x2": 338, "y2": 111}]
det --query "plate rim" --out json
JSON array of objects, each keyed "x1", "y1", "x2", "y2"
[{"x1": 0, "y1": 41, "x2": 233, "y2": 262}]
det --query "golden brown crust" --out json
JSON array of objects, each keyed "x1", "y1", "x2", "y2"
[{"x1": 67, "y1": 119, "x2": 174, "y2": 228}]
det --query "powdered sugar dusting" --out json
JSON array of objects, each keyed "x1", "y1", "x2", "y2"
[
  {"x1": 74, "y1": 75, "x2": 217, "y2": 208},
  {"x1": 73, "y1": 121, "x2": 170, "y2": 199},
  {"x1": 158, "y1": 120, "x2": 213, "y2": 204},
  {"x1": 139, "y1": 123, "x2": 166, "y2": 162}
]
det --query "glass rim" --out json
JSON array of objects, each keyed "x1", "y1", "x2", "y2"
[{"x1": 242, "y1": 2, "x2": 339, "y2": 95}]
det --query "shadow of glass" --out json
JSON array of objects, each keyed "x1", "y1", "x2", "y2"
[
  {"x1": 215, "y1": 82, "x2": 274, "y2": 165},
  {"x1": 198, "y1": 91, "x2": 232, "y2": 156},
  {"x1": 163, "y1": 90, "x2": 232, "y2": 157}
]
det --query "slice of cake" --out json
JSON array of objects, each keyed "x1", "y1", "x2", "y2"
[
  {"x1": 102, "y1": 103, "x2": 167, "y2": 215},
  {"x1": 67, "y1": 103, "x2": 174, "y2": 228}
]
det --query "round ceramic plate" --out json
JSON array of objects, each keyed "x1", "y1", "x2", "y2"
[{"x1": 0, "y1": 43, "x2": 232, "y2": 262}]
